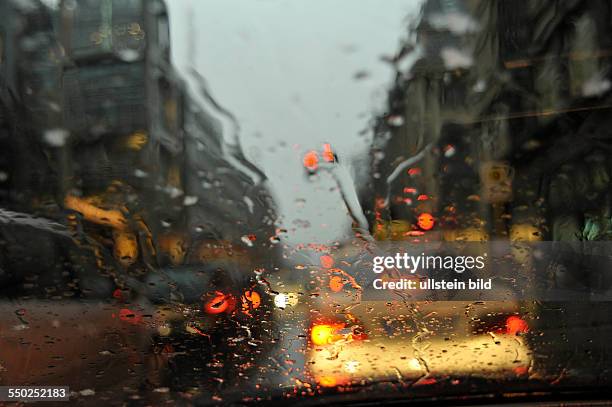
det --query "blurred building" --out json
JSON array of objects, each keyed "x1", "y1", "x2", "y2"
[
  {"x1": 364, "y1": 0, "x2": 612, "y2": 243},
  {"x1": 0, "y1": 0, "x2": 280, "y2": 299}
]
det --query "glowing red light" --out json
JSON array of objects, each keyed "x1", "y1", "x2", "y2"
[
  {"x1": 416, "y1": 377, "x2": 437, "y2": 386},
  {"x1": 112, "y1": 288, "x2": 123, "y2": 301},
  {"x1": 118, "y1": 308, "x2": 142, "y2": 325},
  {"x1": 514, "y1": 366, "x2": 529, "y2": 376},
  {"x1": 320, "y1": 255, "x2": 334, "y2": 269},
  {"x1": 417, "y1": 213, "x2": 435, "y2": 230},
  {"x1": 408, "y1": 167, "x2": 421, "y2": 176},
  {"x1": 204, "y1": 292, "x2": 236, "y2": 315},
  {"x1": 506, "y1": 316, "x2": 529, "y2": 335}
]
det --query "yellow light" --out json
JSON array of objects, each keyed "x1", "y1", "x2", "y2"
[
  {"x1": 64, "y1": 195, "x2": 128, "y2": 230},
  {"x1": 311, "y1": 324, "x2": 338, "y2": 346},
  {"x1": 317, "y1": 376, "x2": 337, "y2": 387},
  {"x1": 158, "y1": 233, "x2": 187, "y2": 266},
  {"x1": 124, "y1": 131, "x2": 148, "y2": 150},
  {"x1": 158, "y1": 325, "x2": 171, "y2": 336},
  {"x1": 510, "y1": 224, "x2": 541, "y2": 241},
  {"x1": 286, "y1": 293, "x2": 299, "y2": 307},
  {"x1": 113, "y1": 230, "x2": 138, "y2": 267}
]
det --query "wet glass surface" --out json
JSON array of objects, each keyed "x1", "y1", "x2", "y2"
[{"x1": 1, "y1": 0, "x2": 612, "y2": 405}]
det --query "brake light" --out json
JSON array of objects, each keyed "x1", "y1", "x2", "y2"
[
  {"x1": 118, "y1": 308, "x2": 142, "y2": 325},
  {"x1": 505, "y1": 316, "x2": 529, "y2": 335},
  {"x1": 408, "y1": 167, "x2": 421, "y2": 176},
  {"x1": 204, "y1": 292, "x2": 236, "y2": 315}
]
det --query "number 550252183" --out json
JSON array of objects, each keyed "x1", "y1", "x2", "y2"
[{"x1": 1, "y1": 386, "x2": 69, "y2": 401}]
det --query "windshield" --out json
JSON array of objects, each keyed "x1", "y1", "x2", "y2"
[{"x1": 1, "y1": 0, "x2": 611, "y2": 405}]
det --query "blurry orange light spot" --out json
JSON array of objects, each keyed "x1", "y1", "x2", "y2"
[
  {"x1": 403, "y1": 187, "x2": 417, "y2": 194},
  {"x1": 329, "y1": 268, "x2": 362, "y2": 290},
  {"x1": 320, "y1": 255, "x2": 334, "y2": 269},
  {"x1": 417, "y1": 194, "x2": 429, "y2": 201},
  {"x1": 329, "y1": 276, "x2": 344, "y2": 292},
  {"x1": 417, "y1": 213, "x2": 435, "y2": 231},
  {"x1": 408, "y1": 167, "x2": 421, "y2": 176},
  {"x1": 318, "y1": 376, "x2": 337, "y2": 387},
  {"x1": 243, "y1": 290, "x2": 261, "y2": 309},
  {"x1": 506, "y1": 316, "x2": 528, "y2": 335},
  {"x1": 322, "y1": 143, "x2": 334, "y2": 162},
  {"x1": 311, "y1": 324, "x2": 341, "y2": 346},
  {"x1": 303, "y1": 151, "x2": 319, "y2": 171}
]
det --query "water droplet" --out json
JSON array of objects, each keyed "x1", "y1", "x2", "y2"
[
  {"x1": 43, "y1": 128, "x2": 69, "y2": 147},
  {"x1": 183, "y1": 195, "x2": 199, "y2": 206},
  {"x1": 386, "y1": 115, "x2": 405, "y2": 127}
]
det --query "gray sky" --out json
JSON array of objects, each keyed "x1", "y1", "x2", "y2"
[{"x1": 167, "y1": 0, "x2": 423, "y2": 245}]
